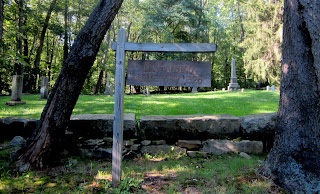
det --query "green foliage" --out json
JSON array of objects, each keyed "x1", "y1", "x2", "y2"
[
  {"x1": 0, "y1": 145, "x2": 279, "y2": 193},
  {"x1": 0, "y1": 90, "x2": 279, "y2": 119},
  {"x1": 114, "y1": 177, "x2": 142, "y2": 193},
  {"x1": 0, "y1": 0, "x2": 283, "y2": 93},
  {"x1": 241, "y1": 0, "x2": 283, "y2": 86}
]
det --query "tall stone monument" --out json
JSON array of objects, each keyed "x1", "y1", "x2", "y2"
[
  {"x1": 6, "y1": 75, "x2": 26, "y2": 106},
  {"x1": 228, "y1": 58, "x2": 240, "y2": 91}
]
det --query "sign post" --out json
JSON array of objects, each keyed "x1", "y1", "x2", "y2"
[
  {"x1": 112, "y1": 27, "x2": 126, "y2": 187},
  {"x1": 111, "y1": 28, "x2": 216, "y2": 187}
]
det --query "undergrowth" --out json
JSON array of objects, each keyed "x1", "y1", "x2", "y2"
[{"x1": 0, "y1": 147, "x2": 280, "y2": 193}]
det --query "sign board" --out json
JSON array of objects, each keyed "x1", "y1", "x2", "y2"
[
  {"x1": 111, "y1": 27, "x2": 217, "y2": 187},
  {"x1": 127, "y1": 60, "x2": 212, "y2": 87}
]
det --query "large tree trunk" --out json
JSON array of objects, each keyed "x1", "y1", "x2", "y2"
[
  {"x1": 33, "y1": 0, "x2": 56, "y2": 89},
  {"x1": 15, "y1": 0, "x2": 24, "y2": 75},
  {"x1": 63, "y1": 0, "x2": 68, "y2": 64},
  {"x1": 93, "y1": 29, "x2": 111, "y2": 95},
  {"x1": 15, "y1": 0, "x2": 124, "y2": 172},
  {"x1": 0, "y1": 0, "x2": 4, "y2": 53},
  {"x1": 258, "y1": 0, "x2": 320, "y2": 192}
]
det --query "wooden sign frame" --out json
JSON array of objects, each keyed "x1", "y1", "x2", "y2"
[{"x1": 111, "y1": 27, "x2": 216, "y2": 187}]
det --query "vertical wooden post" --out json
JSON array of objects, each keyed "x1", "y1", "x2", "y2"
[{"x1": 112, "y1": 27, "x2": 126, "y2": 187}]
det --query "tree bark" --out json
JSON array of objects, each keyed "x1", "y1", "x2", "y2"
[
  {"x1": 258, "y1": 0, "x2": 320, "y2": 192},
  {"x1": 63, "y1": 0, "x2": 68, "y2": 64},
  {"x1": 33, "y1": 0, "x2": 56, "y2": 89},
  {"x1": 15, "y1": 0, "x2": 124, "y2": 172},
  {"x1": 0, "y1": 0, "x2": 4, "y2": 53},
  {"x1": 93, "y1": 29, "x2": 111, "y2": 94},
  {"x1": 15, "y1": 0, "x2": 24, "y2": 75}
]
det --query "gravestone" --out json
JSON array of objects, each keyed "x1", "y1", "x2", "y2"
[
  {"x1": 241, "y1": 88, "x2": 245, "y2": 92},
  {"x1": 267, "y1": 86, "x2": 270, "y2": 91},
  {"x1": 40, "y1": 76, "x2": 49, "y2": 100},
  {"x1": 146, "y1": 86, "x2": 150, "y2": 96},
  {"x1": 272, "y1": 85, "x2": 275, "y2": 92},
  {"x1": 6, "y1": 75, "x2": 26, "y2": 106},
  {"x1": 214, "y1": 88, "x2": 217, "y2": 91},
  {"x1": 104, "y1": 75, "x2": 113, "y2": 96},
  {"x1": 222, "y1": 88, "x2": 225, "y2": 91},
  {"x1": 191, "y1": 87, "x2": 198, "y2": 93},
  {"x1": 228, "y1": 59, "x2": 240, "y2": 91}
]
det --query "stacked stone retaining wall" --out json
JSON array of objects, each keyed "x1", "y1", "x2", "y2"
[{"x1": 0, "y1": 113, "x2": 277, "y2": 154}]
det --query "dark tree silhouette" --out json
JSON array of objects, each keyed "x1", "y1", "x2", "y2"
[
  {"x1": 15, "y1": 0, "x2": 124, "y2": 171},
  {"x1": 258, "y1": 0, "x2": 320, "y2": 192}
]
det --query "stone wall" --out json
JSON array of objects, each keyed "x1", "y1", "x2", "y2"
[{"x1": 0, "y1": 113, "x2": 277, "y2": 154}]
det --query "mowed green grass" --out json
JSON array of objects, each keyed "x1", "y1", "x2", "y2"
[{"x1": 0, "y1": 90, "x2": 279, "y2": 119}]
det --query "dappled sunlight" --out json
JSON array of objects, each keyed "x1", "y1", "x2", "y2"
[
  {"x1": 95, "y1": 170, "x2": 112, "y2": 181},
  {"x1": 0, "y1": 90, "x2": 279, "y2": 119},
  {"x1": 140, "y1": 101, "x2": 169, "y2": 105}
]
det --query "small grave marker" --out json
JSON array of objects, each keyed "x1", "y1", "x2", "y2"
[
  {"x1": 272, "y1": 85, "x2": 275, "y2": 92},
  {"x1": 6, "y1": 75, "x2": 26, "y2": 106},
  {"x1": 191, "y1": 87, "x2": 198, "y2": 93},
  {"x1": 267, "y1": 86, "x2": 271, "y2": 91}
]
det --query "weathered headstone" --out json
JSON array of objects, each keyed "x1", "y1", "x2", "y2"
[
  {"x1": 267, "y1": 86, "x2": 271, "y2": 91},
  {"x1": 104, "y1": 75, "x2": 113, "y2": 96},
  {"x1": 222, "y1": 88, "x2": 225, "y2": 91},
  {"x1": 228, "y1": 59, "x2": 240, "y2": 91},
  {"x1": 146, "y1": 86, "x2": 150, "y2": 96},
  {"x1": 272, "y1": 85, "x2": 275, "y2": 92},
  {"x1": 241, "y1": 88, "x2": 245, "y2": 92},
  {"x1": 6, "y1": 75, "x2": 26, "y2": 106},
  {"x1": 191, "y1": 87, "x2": 198, "y2": 93},
  {"x1": 40, "y1": 76, "x2": 49, "y2": 100},
  {"x1": 214, "y1": 88, "x2": 217, "y2": 91}
]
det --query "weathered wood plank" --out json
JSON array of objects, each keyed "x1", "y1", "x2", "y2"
[
  {"x1": 112, "y1": 27, "x2": 126, "y2": 187},
  {"x1": 127, "y1": 60, "x2": 211, "y2": 87},
  {"x1": 111, "y1": 42, "x2": 217, "y2": 53}
]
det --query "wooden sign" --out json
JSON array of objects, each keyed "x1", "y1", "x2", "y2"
[
  {"x1": 127, "y1": 60, "x2": 211, "y2": 87},
  {"x1": 111, "y1": 28, "x2": 217, "y2": 188},
  {"x1": 112, "y1": 42, "x2": 217, "y2": 53}
]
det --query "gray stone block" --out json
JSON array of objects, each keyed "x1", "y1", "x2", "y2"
[
  {"x1": 7, "y1": 136, "x2": 26, "y2": 148},
  {"x1": 0, "y1": 117, "x2": 37, "y2": 141},
  {"x1": 152, "y1": 140, "x2": 166, "y2": 145},
  {"x1": 239, "y1": 152, "x2": 252, "y2": 159},
  {"x1": 79, "y1": 148, "x2": 112, "y2": 159},
  {"x1": 139, "y1": 115, "x2": 241, "y2": 143},
  {"x1": 202, "y1": 139, "x2": 263, "y2": 155},
  {"x1": 187, "y1": 151, "x2": 197, "y2": 157},
  {"x1": 240, "y1": 113, "x2": 277, "y2": 135},
  {"x1": 176, "y1": 140, "x2": 202, "y2": 149},
  {"x1": 141, "y1": 140, "x2": 151, "y2": 146},
  {"x1": 69, "y1": 113, "x2": 137, "y2": 139},
  {"x1": 141, "y1": 145, "x2": 186, "y2": 155},
  {"x1": 239, "y1": 112, "x2": 277, "y2": 151}
]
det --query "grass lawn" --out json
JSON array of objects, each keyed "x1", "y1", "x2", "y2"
[
  {"x1": 0, "y1": 147, "x2": 281, "y2": 193},
  {"x1": 0, "y1": 90, "x2": 281, "y2": 193},
  {"x1": 0, "y1": 90, "x2": 279, "y2": 119}
]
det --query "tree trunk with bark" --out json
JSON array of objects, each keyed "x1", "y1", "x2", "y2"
[
  {"x1": 258, "y1": 0, "x2": 320, "y2": 192},
  {"x1": 93, "y1": 29, "x2": 111, "y2": 95},
  {"x1": 0, "y1": 0, "x2": 4, "y2": 53},
  {"x1": 14, "y1": 0, "x2": 124, "y2": 172},
  {"x1": 15, "y1": 0, "x2": 24, "y2": 75},
  {"x1": 63, "y1": 0, "x2": 68, "y2": 64},
  {"x1": 33, "y1": 0, "x2": 56, "y2": 89}
]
